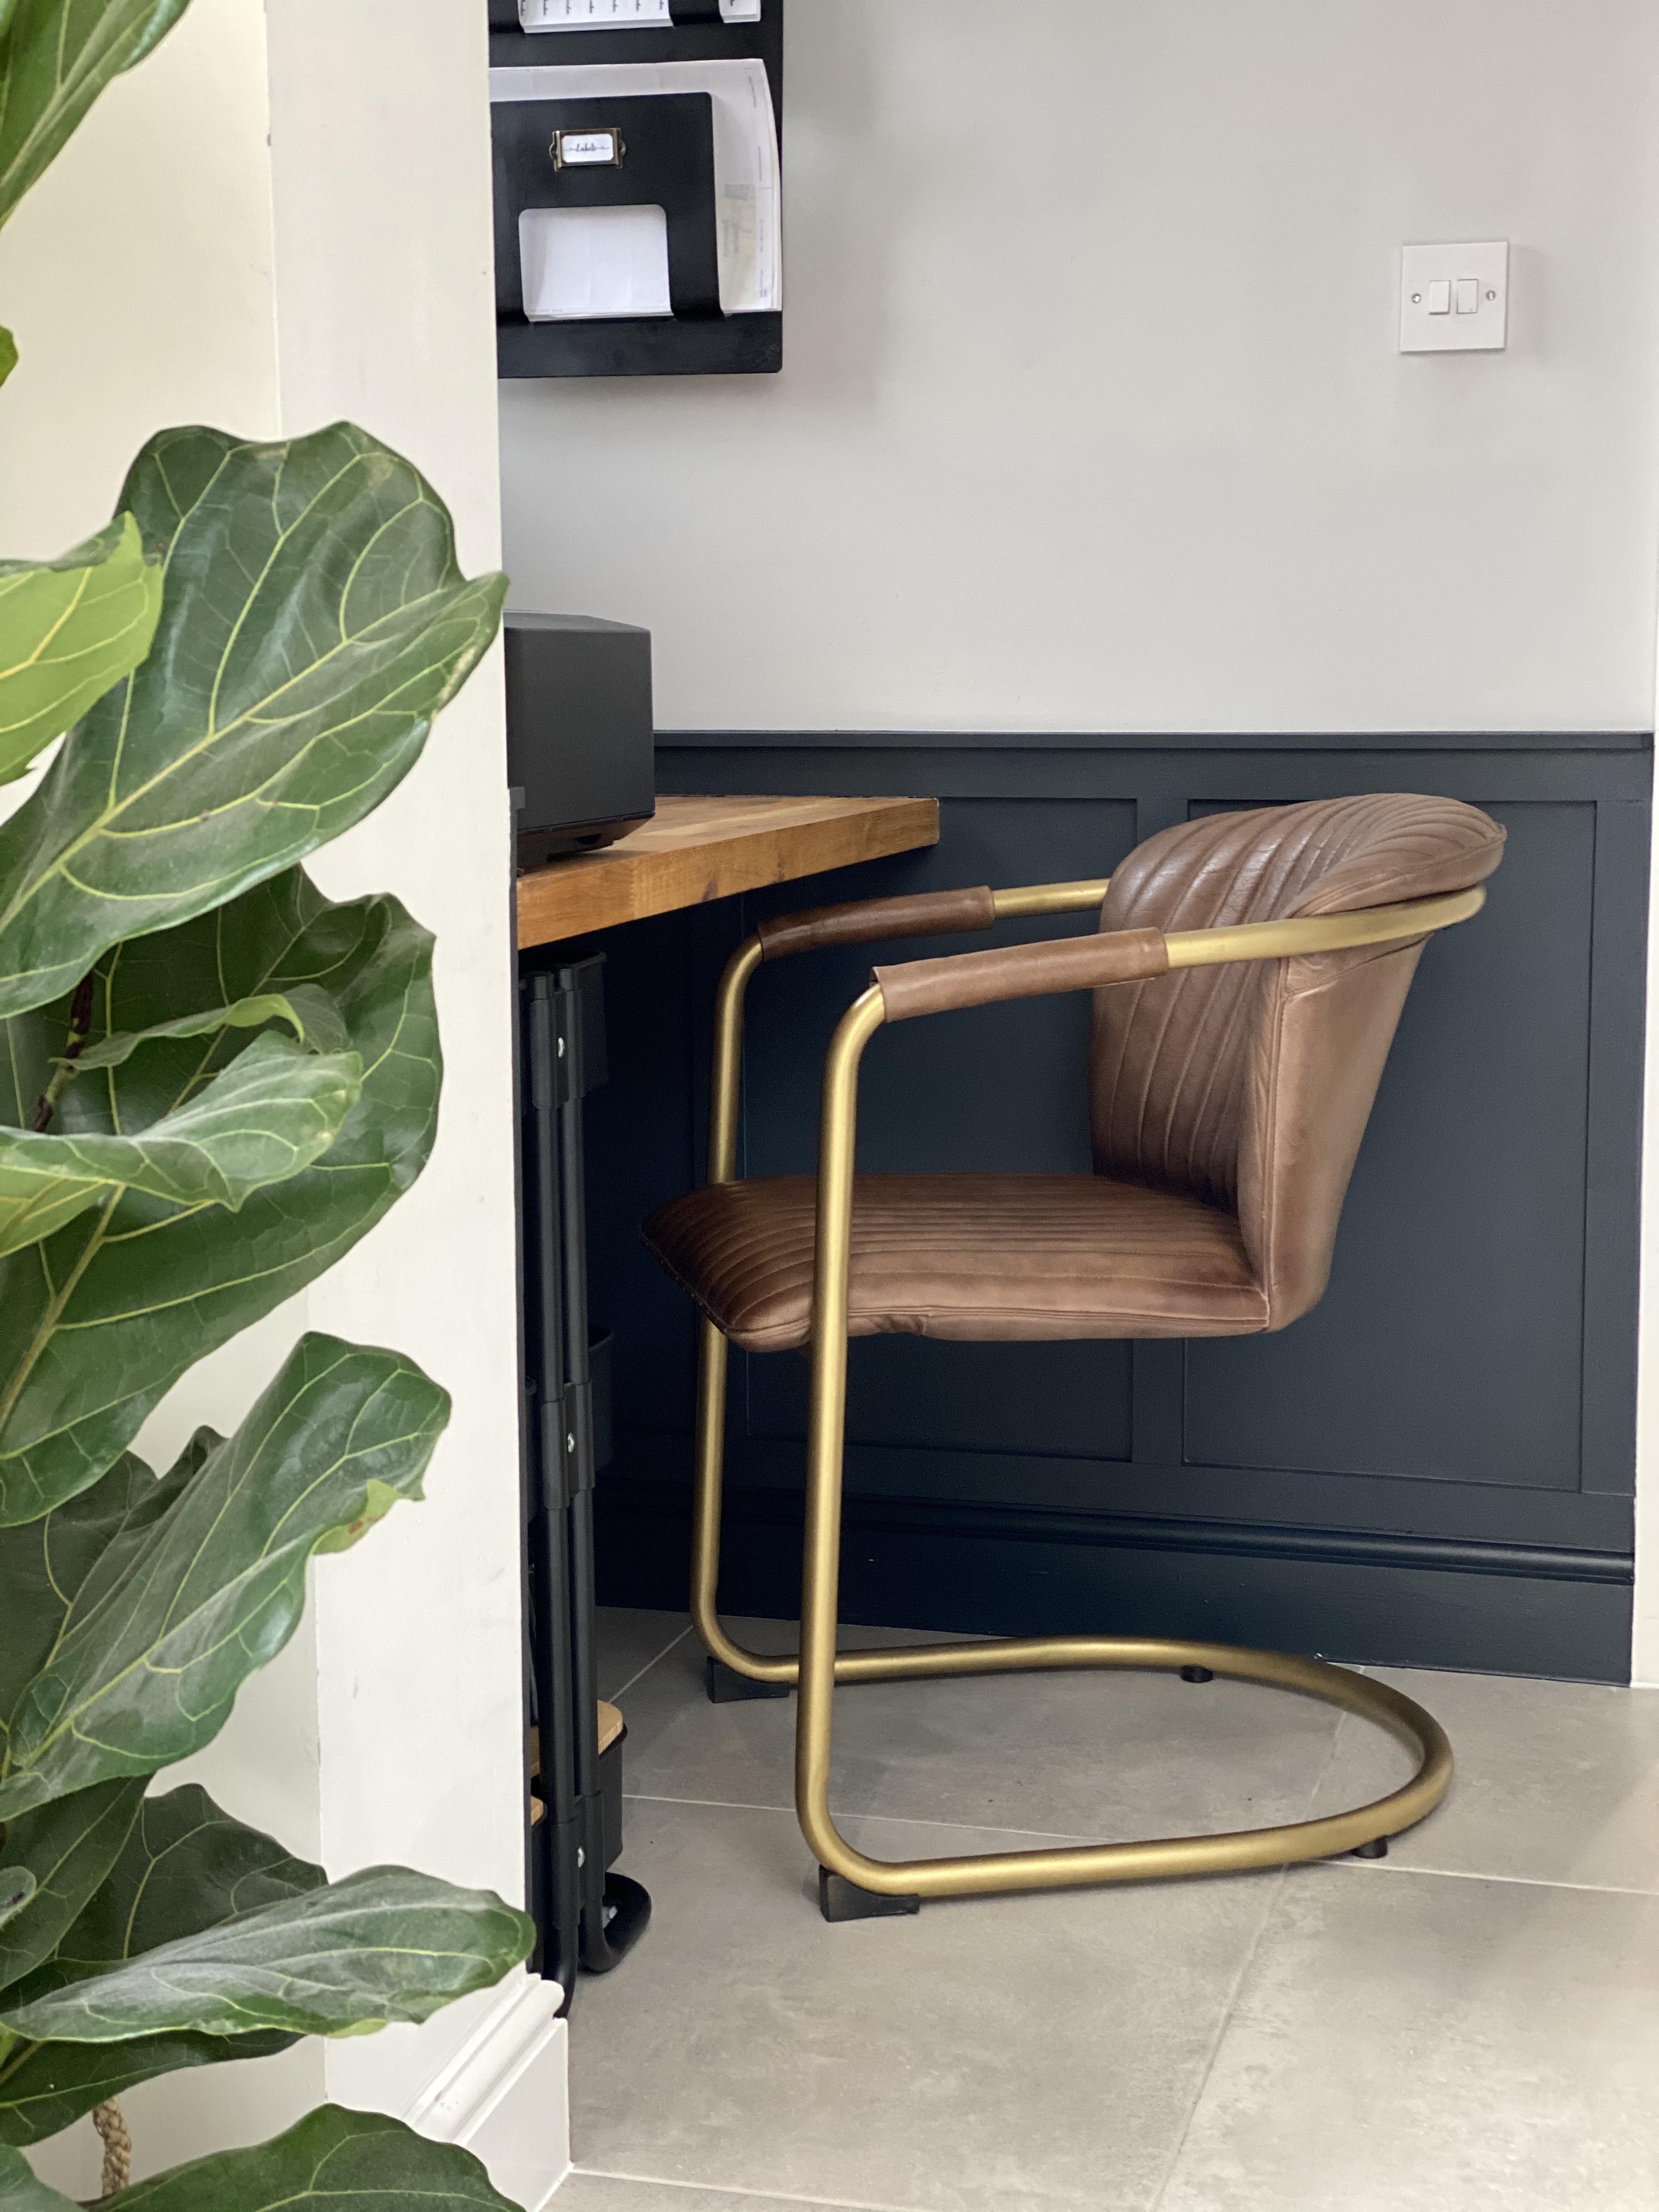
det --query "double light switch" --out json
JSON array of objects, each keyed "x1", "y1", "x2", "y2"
[{"x1": 1400, "y1": 241, "x2": 1508, "y2": 352}]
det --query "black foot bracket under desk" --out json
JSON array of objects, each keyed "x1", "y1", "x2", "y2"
[{"x1": 522, "y1": 960, "x2": 650, "y2": 2002}]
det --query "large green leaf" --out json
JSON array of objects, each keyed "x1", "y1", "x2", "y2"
[
  {"x1": 102, "y1": 2107, "x2": 521, "y2": 2212},
  {"x1": 0, "y1": 871, "x2": 438, "y2": 1523},
  {"x1": 0, "y1": 1031, "x2": 361, "y2": 1257},
  {"x1": 0, "y1": 1780, "x2": 142, "y2": 1991},
  {"x1": 0, "y1": 1786, "x2": 309, "y2": 2146},
  {"x1": 0, "y1": 2145, "x2": 73, "y2": 2212},
  {"x1": 1, "y1": 1867, "x2": 534, "y2": 2041},
  {"x1": 0, "y1": 1334, "x2": 449, "y2": 1816},
  {"x1": 0, "y1": 3, "x2": 194, "y2": 234},
  {"x1": 0, "y1": 422, "x2": 505, "y2": 1021},
  {"x1": 0, "y1": 1441, "x2": 205, "y2": 1766},
  {"x1": 0, "y1": 1844, "x2": 521, "y2": 2140},
  {"x1": 36, "y1": 1786, "x2": 326, "y2": 1988},
  {"x1": 0, "y1": 517, "x2": 162, "y2": 786},
  {"x1": 74, "y1": 983, "x2": 348, "y2": 1071},
  {"x1": 0, "y1": 330, "x2": 15, "y2": 389},
  {"x1": 0, "y1": 2027, "x2": 294, "y2": 2149}
]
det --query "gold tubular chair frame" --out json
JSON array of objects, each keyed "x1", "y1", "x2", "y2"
[{"x1": 691, "y1": 878, "x2": 1483, "y2": 1904}]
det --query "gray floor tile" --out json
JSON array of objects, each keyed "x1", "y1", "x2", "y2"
[
  {"x1": 595, "y1": 1607, "x2": 691, "y2": 1702},
  {"x1": 572, "y1": 1796, "x2": 1282, "y2": 2212},
  {"x1": 558, "y1": 2179, "x2": 833, "y2": 2211},
  {"x1": 1308, "y1": 1666, "x2": 1659, "y2": 1892},
  {"x1": 619, "y1": 1617, "x2": 1344, "y2": 1845},
  {"x1": 1158, "y1": 1865, "x2": 1659, "y2": 2211}
]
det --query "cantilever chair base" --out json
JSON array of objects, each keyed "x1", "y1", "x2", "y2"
[
  {"x1": 651, "y1": 812, "x2": 1501, "y2": 1920},
  {"x1": 692, "y1": 1309, "x2": 1452, "y2": 1914},
  {"x1": 696, "y1": 1566, "x2": 1451, "y2": 1916}
]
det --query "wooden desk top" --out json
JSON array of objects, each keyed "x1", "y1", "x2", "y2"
[{"x1": 516, "y1": 793, "x2": 940, "y2": 949}]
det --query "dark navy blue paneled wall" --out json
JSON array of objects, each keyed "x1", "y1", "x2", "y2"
[{"x1": 571, "y1": 734, "x2": 1650, "y2": 1681}]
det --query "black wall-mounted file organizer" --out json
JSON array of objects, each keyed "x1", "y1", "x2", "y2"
[
  {"x1": 495, "y1": 94, "x2": 724, "y2": 324},
  {"x1": 488, "y1": 0, "x2": 783, "y2": 379}
]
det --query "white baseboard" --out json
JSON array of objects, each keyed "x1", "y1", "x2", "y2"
[{"x1": 405, "y1": 1974, "x2": 571, "y2": 2211}]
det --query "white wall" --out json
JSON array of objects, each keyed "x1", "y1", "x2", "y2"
[
  {"x1": 0, "y1": 0, "x2": 281, "y2": 546},
  {"x1": 499, "y1": 0, "x2": 1659, "y2": 736},
  {"x1": 500, "y1": 1, "x2": 1659, "y2": 1676},
  {"x1": 0, "y1": 2, "x2": 559, "y2": 2198},
  {"x1": 263, "y1": 4, "x2": 533, "y2": 2137}
]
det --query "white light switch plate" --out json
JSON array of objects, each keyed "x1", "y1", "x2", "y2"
[{"x1": 1400, "y1": 240, "x2": 1508, "y2": 353}]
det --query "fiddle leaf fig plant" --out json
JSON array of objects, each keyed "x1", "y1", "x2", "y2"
[
  {"x1": 4, "y1": 2108, "x2": 522, "y2": 2212},
  {"x1": 0, "y1": 421, "x2": 506, "y2": 1024},
  {"x1": 0, "y1": 871, "x2": 442, "y2": 1528},
  {"x1": 0, "y1": 520, "x2": 162, "y2": 786},
  {"x1": 0, "y1": 10, "x2": 535, "y2": 2209},
  {"x1": 0, "y1": 0, "x2": 196, "y2": 307},
  {"x1": 0, "y1": 421, "x2": 531, "y2": 2193}
]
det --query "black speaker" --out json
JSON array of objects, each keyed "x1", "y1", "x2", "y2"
[{"x1": 505, "y1": 612, "x2": 656, "y2": 864}]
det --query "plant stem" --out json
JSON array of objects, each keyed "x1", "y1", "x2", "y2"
[
  {"x1": 92, "y1": 2099, "x2": 131, "y2": 2197},
  {"x1": 29, "y1": 971, "x2": 96, "y2": 1132}
]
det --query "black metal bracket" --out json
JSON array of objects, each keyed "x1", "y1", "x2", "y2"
[
  {"x1": 541, "y1": 1378, "x2": 595, "y2": 1511},
  {"x1": 521, "y1": 952, "x2": 650, "y2": 2007}
]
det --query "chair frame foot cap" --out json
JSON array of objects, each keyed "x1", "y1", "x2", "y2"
[
  {"x1": 819, "y1": 1867, "x2": 921, "y2": 1923},
  {"x1": 707, "y1": 1656, "x2": 791, "y2": 1704}
]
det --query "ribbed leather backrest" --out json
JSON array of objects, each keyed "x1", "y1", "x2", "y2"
[{"x1": 1090, "y1": 795, "x2": 1505, "y2": 1327}]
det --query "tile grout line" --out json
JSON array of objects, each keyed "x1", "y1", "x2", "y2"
[
  {"x1": 605, "y1": 1623, "x2": 695, "y2": 1705},
  {"x1": 1318, "y1": 1853, "x2": 1659, "y2": 1898},
  {"x1": 570, "y1": 2163, "x2": 947, "y2": 2212},
  {"x1": 623, "y1": 1771, "x2": 1659, "y2": 1900},
  {"x1": 1145, "y1": 1696, "x2": 1355, "y2": 2211},
  {"x1": 1144, "y1": 1864, "x2": 1287, "y2": 2212},
  {"x1": 1308, "y1": 1685, "x2": 1659, "y2": 1898},
  {"x1": 620, "y1": 1787, "x2": 1115, "y2": 1848},
  {"x1": 584, "y1": 1630, "x2": 956, "y2": 2212}
]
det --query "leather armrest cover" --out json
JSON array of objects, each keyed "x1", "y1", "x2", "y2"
[
  {"x1": 757, "y1": 884, "x2": 996, "y2": 961},
  {"x1": 874, "y1": 927, "x2": 1169, "y2": 1022}
]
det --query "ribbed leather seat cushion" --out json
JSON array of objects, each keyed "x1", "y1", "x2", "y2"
[{"x1": 642, "y1": 1173, "x2": 1268, "y2": 1352}]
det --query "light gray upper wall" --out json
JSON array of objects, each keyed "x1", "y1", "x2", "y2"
[{"x1": 498, "y1": 0, "x2": 1659, "y2": 733}]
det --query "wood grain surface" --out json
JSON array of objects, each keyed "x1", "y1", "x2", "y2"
[{"x1": 516, "y1": 793, "x2": 940, "y2": 949}]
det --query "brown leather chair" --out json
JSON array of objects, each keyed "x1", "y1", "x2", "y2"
[{"x1": 645, "y1": 795, "x2": 1506, "y2": 1920}]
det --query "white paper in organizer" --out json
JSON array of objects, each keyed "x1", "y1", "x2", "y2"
[
  {"x1": 489, "y1": 57, "x2": 781, "y2": 315},
  {"x1": 518, "y1": 202, "x2": 672, "y2": 320}
]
